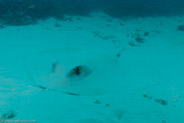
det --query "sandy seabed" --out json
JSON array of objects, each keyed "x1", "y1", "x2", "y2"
[{"x1": 0, "y1": 12, "x2": 184, "y2": 123}]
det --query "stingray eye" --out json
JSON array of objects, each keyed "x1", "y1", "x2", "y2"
[
  {"x1": 72, "y1": 68, "x2": 76, "y2": 72},
  {"x1": 67, "y1": 65, "x2": 92, "y2": 81},
  {"x1": 71, "y1": 66, "x2": 81, "y2": 76},
  {"x1": 68, "y1": 66, "x2": 83, "y2": 77},
  {"x1": 75, "y1": 66, "x2": 82, "y2": 75}
]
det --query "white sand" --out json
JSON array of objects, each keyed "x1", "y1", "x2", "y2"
[{"x1": 0, "y1": 12, "x2": 184, "y2": 123}]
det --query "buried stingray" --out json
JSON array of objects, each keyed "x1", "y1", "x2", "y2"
[
  {"x1": 47, "y1": 63, "x2": 92, "y2": 95},
  {"x1": 24, "y1": 55, "x2": 91, "y2": 96},
  {"x1": 24, "y1": 48, "x2": 120, "y2": 96}
]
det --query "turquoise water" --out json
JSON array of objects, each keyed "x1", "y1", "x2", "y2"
[{"x1": 0, "y1": 1, "x2": 184, "y2": 123}]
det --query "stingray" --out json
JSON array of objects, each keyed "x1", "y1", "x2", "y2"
[{"x1": 24, "y1": 55, "x2": 81, "y2": 96}]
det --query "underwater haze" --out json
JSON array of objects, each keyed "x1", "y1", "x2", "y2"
[
  {"x1": 0, "y1": 0, "x2": 184, "y2": 25},
  {"x1": 0, "y1": 0, "x2": 184, "y2": 123}
]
